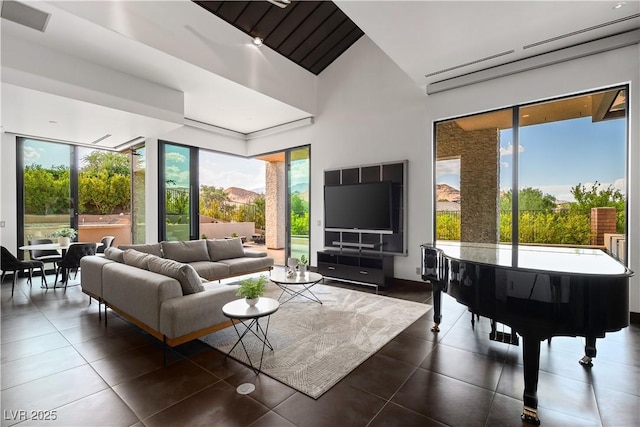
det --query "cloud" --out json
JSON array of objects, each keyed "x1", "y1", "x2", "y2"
[
  {"x1": 500, "y1": 144, "x2": 524, "y2": 157},
  {"x1": 436, "y1": 158, "x2": 460, "y2": 177},
  {"x1": 165, "y1": 152, "x2": 186, "y2": 164},
  {"x1": 23, "y1": 146, "x2": 40, "y2": 162}
]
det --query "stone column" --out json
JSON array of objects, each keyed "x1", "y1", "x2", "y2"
[
  {"x1": 590, "y1": 207, "x2": 617, "y2": 246},
  {"x1": 437, "y1": 122, "x2": 500, "y2": 243},
  {"x1": 265, "y1": 161, "x2": 285, "y2": 249}
]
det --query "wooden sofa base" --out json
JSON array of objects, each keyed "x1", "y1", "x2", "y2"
[{"x1": 102, "y1": 300, "x2": 233, "y2": 347}]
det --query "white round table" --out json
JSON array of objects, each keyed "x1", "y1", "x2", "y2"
[
  {"x1": 222, "y1": 297, "x2": 279, "y2": 373},
  {"x1": 269, "y1": 271, "x2": 324, "y2": 305}
]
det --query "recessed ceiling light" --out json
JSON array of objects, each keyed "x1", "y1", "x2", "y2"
[
  {"x1": 48, "y1": 120, "x2": 57, "y2": 124},
  {"x1": 613, "y1": 2, "x2": 626, "y2": 9},
  {"x1": 252, "y1": 36, "x2": 263, "y2": 47}
]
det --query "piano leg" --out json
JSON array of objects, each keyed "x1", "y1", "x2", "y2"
[
  {"x1": 579, "y1": 336, "x2": 597, "y2": 366},
  {"x1": 431, "y1": 285, "x2": 442, "y2": 332},
  {"x1": 521, "y1": 336, "x2": 541, "y2": 425}
]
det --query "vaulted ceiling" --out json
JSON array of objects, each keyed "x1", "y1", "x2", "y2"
[{"x1": 195, "y1": 1, "x2": 364, "y2": 75}]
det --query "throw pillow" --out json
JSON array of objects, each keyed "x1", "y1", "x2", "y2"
[
  {"x1": 117, "y1": 243, "x2": 163, "y2": 257},
  {"x1": 104, "y1": 247, "x2": 125, "y2": 263},
  {"x1": 123, "y1": 249, "x2": 155, "y2": 270},
  {"x1": 207, "y1": 238, "x2": 245, "y2": 261},
  {"x1": 147, "y1": 256, "x2": 205, "y2": 295},
  {"x1": 161, "y1": 240, "x2": 209, "y2": 263}
]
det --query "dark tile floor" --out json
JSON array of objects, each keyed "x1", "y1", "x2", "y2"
[{"x1": 1, "y1": 271, "x2": 638, "y2": 427}]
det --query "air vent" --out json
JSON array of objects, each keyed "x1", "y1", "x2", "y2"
[
  {"x1": 524, "y1": 14, "x2": 640, "y2": 49},
  {"x1": 1, "y1": 0, "x2": 50, "y2": 32},
  {"x1": 425, "y1": 50, "x2": 515, "y2": 77},
  {"x1": 90, "y1": 134, "x2": 112, "y2": 145}
]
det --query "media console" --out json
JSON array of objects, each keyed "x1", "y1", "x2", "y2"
[{"x1": 317, "y1": 250, "x2": 394, "y2": 291}]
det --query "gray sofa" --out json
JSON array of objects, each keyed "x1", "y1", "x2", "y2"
[{"x1": 80, "y1": 238, "x2": 274, "y2": 348}]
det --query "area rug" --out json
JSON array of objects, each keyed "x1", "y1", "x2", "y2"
[{"x1": 200, "y1": 283, "x2": 430, "y2": 398}]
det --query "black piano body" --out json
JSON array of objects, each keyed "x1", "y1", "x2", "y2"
[{"x1": 421, "y1": 241, "x2": 632, "y2": 425}]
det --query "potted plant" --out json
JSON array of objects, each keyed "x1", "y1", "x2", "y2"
[
  {"x1": 52, "y1": 227, "x2": 77, "y2": 247},
  {"x1": 236, "y1": 275, "x2": 267, "y2": 306},
  {"x1": 299, "y1": 254, "x2": 309, "y2": 273}
]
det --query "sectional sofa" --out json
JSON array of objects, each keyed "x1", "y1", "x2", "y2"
[{"x1": 80, "y1": 238, "x2": 274, "y2": 351}]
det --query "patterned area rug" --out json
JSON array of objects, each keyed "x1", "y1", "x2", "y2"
[{"x1": 200, "y1": 283, "x2": 430, "y2": 398}]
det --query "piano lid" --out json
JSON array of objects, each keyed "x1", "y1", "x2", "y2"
[{"x1": 426, "y1": 241, "x2": 632, "y2": 277}]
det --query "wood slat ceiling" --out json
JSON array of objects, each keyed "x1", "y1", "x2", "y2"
[{"x1": 194, "y1": 1, "x2": 364, "y2": 75}]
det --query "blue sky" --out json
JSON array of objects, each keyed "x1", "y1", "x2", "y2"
[{"x1": 437, "y1": 116, "x2": 626, "y2": 202}]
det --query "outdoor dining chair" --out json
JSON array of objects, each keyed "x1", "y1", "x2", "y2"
[
  {"x1": 54, "y1": 243, "x2": 97, "y2": 289},
  {"x1": 1, "y1": 246, "x2": 48, "y2": 295}
]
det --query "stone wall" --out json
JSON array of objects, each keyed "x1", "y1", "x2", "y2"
[
  {"x1": 437, "y1": 121, "x2": 500, "y2": 243},
  {"x1": 265, "y1": 161, "x2": 285, "y2": 249}
]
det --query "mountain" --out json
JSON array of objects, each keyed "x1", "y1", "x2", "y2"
[
  {"x1": 436, "y1": 184, "x2": 460, "y2": 202},
  {"x1": 225, "y1": 187, "x2": 260, "y2": 204}
]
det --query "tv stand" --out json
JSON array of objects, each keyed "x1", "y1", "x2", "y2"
[{"x1": 317, "y1": 250, "x2": 394, "y2": 291}]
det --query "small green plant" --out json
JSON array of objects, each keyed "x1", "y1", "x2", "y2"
[
  {"x1": 52, "y1": 227, "x2": 77, "y2": 238},
  {"x1": 299, "y1": 254, "x2": 308, "y2": 265},
  {"x1": 236, "y1": 275, "x2": 267, "y2": 299},
  {"x1": 201, "y1": 233, "x2": 207, "y2": 239}
]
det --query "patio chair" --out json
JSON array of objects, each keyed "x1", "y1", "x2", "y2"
[
  {"x1": 1, "y1": 246, "x2": 48, "y2": 295},
  {"x1": 95, "y1": 236, "x2": 115, "y2": 256},
  {"x1": 54, "y1": 243, "x2": 97, "y2": 290},
  {"x1": 28, "y1": 238, "x2": 63, "y2": 272}
]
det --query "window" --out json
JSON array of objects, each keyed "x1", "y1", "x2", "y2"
[{"x1": 435, "y1": 86, "x2": 628, "y2": 257}]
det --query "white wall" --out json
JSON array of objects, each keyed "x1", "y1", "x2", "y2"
[{"x1": 312, "y1": 36, "x2": 430, "y2": 281}]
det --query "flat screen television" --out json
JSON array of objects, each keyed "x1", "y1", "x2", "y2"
[{"x1": 324, "y1": 181, "x2": 393, "y2": 232}]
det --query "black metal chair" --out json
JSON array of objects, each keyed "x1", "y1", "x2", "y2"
[
  {"x1": 1, "y1": 246, "x2": 48, "y2": 295},
  {"x1": 28, "y1": 238, "x2": 63, "y2": 272},
  {"x1": 95, "y1": 236, "x2": 115, "y2": 256},
  {"x1": 54, "y1": 243, "x2": 97, "y2": 289}
]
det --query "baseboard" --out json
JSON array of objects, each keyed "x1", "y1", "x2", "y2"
[
  {"x1": 393, "y1": 277, "x2": 432, "y2": 290},
  {"x1": 631, "y1": 312, "x2": 640, "y2": 324}
]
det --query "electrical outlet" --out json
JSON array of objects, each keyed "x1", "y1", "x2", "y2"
[
  {"x1": 0, "y1": 221, "x2": 5, "y2": 228},
  {"x1": 416, "y1": 267, "x2": 421, "y2": 275}
]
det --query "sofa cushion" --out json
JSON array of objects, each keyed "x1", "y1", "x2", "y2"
[
  {"x1": 161, "y1": 240, "x2": 210, "y2": 263},
  {"x1": 218, "y1": 256, "x2": 274, "y2": 275},
  {"x1": 123, "y1": 249, "x2": 155, "y2": 270},
  {"x1": 118, "y1": 243, "x2": 163, "y2": 257},
  {"x1": 207, "y1": 238, "x2": 245, "y2": 261},
  {"x1": 104, "y1": 247, "x2": 125, "y2": 263},
  {"x1": 188, "y1": 261, "x2": 231, "y2": 281},
  {"x1": 147, "y1": 257, "x2": 204, "y2": 295}
]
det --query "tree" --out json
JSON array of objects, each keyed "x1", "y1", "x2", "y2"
[
  {"x1": 81, "y1": 151, "x2": 130, "y2": 176},
  {"x1": 500, "y1": 187, "x2": 557, "y2": 212},
  {"x1": 570, "y1": 181, "x2": 625, "y2": 233}
]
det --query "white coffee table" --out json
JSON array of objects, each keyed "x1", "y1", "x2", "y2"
[
  {"x1": 222, "y1": 297, "x2": 279, "y2": 373},
  {"x1": 269, "y1": 271, "x2": 323, "y2": 305}
]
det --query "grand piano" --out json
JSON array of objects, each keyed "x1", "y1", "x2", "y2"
[{"x1": 421, "y1": 241, "x2": 632, "y2": 425}]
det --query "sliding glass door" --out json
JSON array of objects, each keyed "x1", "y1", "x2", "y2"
[
  {"x1": 287, "y1": 146, "x2": 310, "y2": 262},
  {"x1": 20, "y1": 139, "x2": 73, "y2": 248},
  {"x1": 435, "y1": 86, "x2": 628, "y2": 256},
  {"x1": 159, "y1": 142, "x2": 198, "y2": 241}
]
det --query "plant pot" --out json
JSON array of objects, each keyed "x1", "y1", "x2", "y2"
[
  {"x1": 298, "y1": 264, "x2": 307, "y2": 274},
  {"x1": 58, "y1": 237, "x2": 71, "y2": 247},
  {"x1": 245, "y1": 297, "x2": 259, "y2": 307}
]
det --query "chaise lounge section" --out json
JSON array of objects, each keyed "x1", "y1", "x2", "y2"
[{"x1": 80, "y1": 238, "x2": 274, "y2": 352}]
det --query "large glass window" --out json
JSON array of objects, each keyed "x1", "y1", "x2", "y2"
[
  {"x1": 20, "y1": 138, "x2": 139, "y2": 251},
  {"x1": 288, "y1": 146, "x2": 310, "y2": 262},
  {"x1": 20, "y1": 139, "x2": 72, "y2": 247},
  {"x1": 161, "y1": 143, "x2": 195, "y2": 241},
  {"x1": 77, "y1": 147, "x2": 131, "y2": 247},
  {"x1": 435, "y1": 86, "x2": 628, "y2": 257}
]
